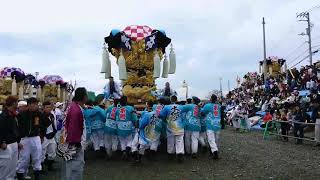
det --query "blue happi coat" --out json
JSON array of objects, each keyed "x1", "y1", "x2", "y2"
[
  {"x1": 153, "y1": 104, "x2": 166, "y2": 136},
  {"x1": 201, "y1": 103, "x2": 222, "y2": 132},
  {"x1": 183, "y1": 104, "x2": 201, "y2": 132},
  {"x1": 116, "y1": 105, "x2": 138, "y2": 137},
  {"x1": 159, "y1": 104, "x2": 188, "y2": 136},
  {"x1": 139, "y1": 110, "x2": 162, "y2": 145},
  {"x1": 84, "y1": 107, "x2": 105, "y2": 135},
  {"x1": 104, "y1": 105, "x2": 118, "y2": 135},
  {"x1": 83, "y1": 109, "x2": 92, "y2": 137},
  {"x1": 88, "y1": 106, "x2": 106, "y2": 132},
  {"x1": 200, "y1": 114, "x2": 206, "y2": 132}
]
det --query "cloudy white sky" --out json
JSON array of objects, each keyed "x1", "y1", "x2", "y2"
[{"x1": 1, "y1": 0, "x2": 320, "y2": 99}]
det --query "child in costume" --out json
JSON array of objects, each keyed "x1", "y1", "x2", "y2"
[
  {"x1": 201, "y1": 94, "x2": 222, "y2": 159},
  {"x1": 239, "y1": 104, "x2": 250, "y2": 132}
]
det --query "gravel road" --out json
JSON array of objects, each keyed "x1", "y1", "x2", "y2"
[{"x1": 42, "y1": 127, "x2": 320, "y2": 180}]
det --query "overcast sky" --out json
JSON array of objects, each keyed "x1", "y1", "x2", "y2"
[{"x1": 1, "y1": 0, "x2": 320, "y2": 99}]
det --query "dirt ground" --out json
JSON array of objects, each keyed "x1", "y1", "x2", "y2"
[{"x1": 42, "y1": 127, "x2": 320, "y2": 180}]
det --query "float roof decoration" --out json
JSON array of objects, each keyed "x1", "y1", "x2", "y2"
[
  {"x1": 25, "y1": 74, "x2": 39, "y2": 86},
  {"x1": 104, "y1": 25, "x2": 171, "y2": 54},
  {"x1": 123, "y1": 25, "x2": 153, "y2": 41},
  {"x1": 41, "y1": 75, "x2": 64, "y2": 84},
  {"x1": 259, "y1": 57, "x2": 286, "y2": 66},
  {"x1": 0, "y1": 67, "x2": 24, "y2": 78}
]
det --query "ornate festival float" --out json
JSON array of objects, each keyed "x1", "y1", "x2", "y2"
[
  {"x1": 101, "y1": 25, "x2": 176, "y2": 105},
  {"x1": 259, "y1": 56, "x2": 287, "y2": 77},
  {"x1": 0, "y1": 67, "x2": 74, "y2": 109}
]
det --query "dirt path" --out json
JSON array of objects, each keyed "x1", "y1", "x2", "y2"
[{"x1": 44, "y1": 128, "x2": 320, "y2": 180}]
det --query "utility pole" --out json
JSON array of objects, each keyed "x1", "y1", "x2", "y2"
[
  {"x1": 186, "y1": 85, "x2": 188, "y2": 100},
  {"x1": 297, "y1": 12, "x2": 313, "y2": 65},
  {"x1": 35, "y1": 72, "x2": 39, "y2": 80},
  {"x1": 285, "y1": 62, "x2": 288, "y2": 81},
  {"x1": 182, "y1": 80, "x2": 188, "y2": 100},
  {"x1": 262, "y1": 17, "x2": 267, "y2": 82},
  {"x1": 219, "y1": 77, "x2": 223, "y2": 97}
]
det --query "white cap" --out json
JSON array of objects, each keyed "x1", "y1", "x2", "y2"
[
  {"x1": 18, "y1": 101, "x2": 27, "y2": 107},
  {"x1": 55, "y1": 102, "x2": 64, "y2": 108}
]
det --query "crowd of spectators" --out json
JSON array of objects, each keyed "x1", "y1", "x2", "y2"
[{"x1": 224, "y1": 61, "x2": 320, "y2": 144}]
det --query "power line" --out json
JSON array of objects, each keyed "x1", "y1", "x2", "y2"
[
  {"x1": 291, "y1": 55, "x2": 309, "y2": 68},
  {"x1": 290, "y1": 48, "x2": 320, "y2": 68},
  {"x1": 312, "y1": 44, "x2": 320, "y2": 48},
  {"x1": 269, "y1": 7, "x2": 319, "y2": 62},
  {"x1": 313, "y1": 36, "x2": 320, "y2": 41},
  {"x1": 285, "y1": 42, "x2": 320, "y2": 64},
  {"x1": 284, "y1": 41, "x2": 307, "y2": 59},
  {"x1": 268, "y1": 24, "x2": 296, "y2": 53},
  {"x1": 311, "y1": 22, "x2": 320, "y2": 33},
  {"x1": 311, "y1": 14, "x2": 320, "y2": 23},
  {"x1": 287, "y1": 45, "x2": 320, "y2": 66},
  {"x1": 305, "y1": 5, "x2": 320, "y2": 12},
  {"x1": 310, "y1": 15, "x2": 320, "y2": 38},
  {"x1": 297, "y1": 12, "x2": 313, "y2": 65},
  {"x1": 287, "y1": 48, "x2": 309, "y2": 65},
  {"x1": 312, "y1": 37, "x2": 320, "y2": 44}
]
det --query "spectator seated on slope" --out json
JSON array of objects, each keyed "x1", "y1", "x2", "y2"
[{"x1": 260, "y1": 110, "x2": 273, "y2": 128}]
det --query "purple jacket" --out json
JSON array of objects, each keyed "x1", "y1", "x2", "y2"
[{"x1": 65, "y1": 102, "x2": 84, "y2": 144}]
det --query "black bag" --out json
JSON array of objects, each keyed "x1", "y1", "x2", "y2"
[
  {"x1": 45, "y1": 131, "x2": 57, "y2": 139},
  {"x1": 45, "y1": 115, "x2": 57, "y2": 139}
]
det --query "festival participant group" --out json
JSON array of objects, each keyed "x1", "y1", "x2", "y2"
[
  {"x1": 0, "y1": 84, "x2": 223, "y2": 180},
  {"x1": 84, "y1": 91, "x2": 222, "y2": 163}
]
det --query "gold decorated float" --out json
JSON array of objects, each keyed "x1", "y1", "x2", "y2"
[
  {"x1": 259, "y1": 57, "x2": 286, "y2": 77},
  {"x1": 102, "y1": 25, "x2": 176, "y2": 105},
  {"x1": 0, "y1": 67, "x2": 72, "y2": 107}
]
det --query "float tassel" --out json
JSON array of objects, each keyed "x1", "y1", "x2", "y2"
[
  {"x1": 18, "y1": 84, "x2": 24, "y2": 100},
  {"x1": 168, "y1": 44, "x2": 176, "y2": 74},
  {"x1": 101, "y1": 44, "x2": 108, "y2": 73},
  {"x1": 118, "y1": 50, "x2": 127, "y2": 80},
  {"x1": 36, "y1": 86, "x2": 42, "y2": 101},
  {"x1": 28, "y1": 85, "x2": 33, "y2": 98},
  {"x1": 269, "y1": 66, "x2": 273, "y2": 75},
  {"x1": 153, "y1": 51, "x2": 161, "y2": 78},
  {"x1": 105, "y1": 51, "x2": 111, "y2": 79},
  {"x1": 102, "y1": 44, "x2": 112, "y2": 78},
  {"x1": 11, "y1": 77, "x2": 17, "y2": 96},
  {"x1": 57, "y1": 84, "x2": 61, "y2": 99},
  {"x1": 259, "y1": 64, "x2": 261, "y2": 74},
  {"x1": 162, "y1": 55, "x2": 169, "y2": 78},
  {"x1": 284, "y1": 62, "x2": 287, "y2": 72},
  {"x1": 62, "y1": 90, "x2": 66, "y2": 103}
]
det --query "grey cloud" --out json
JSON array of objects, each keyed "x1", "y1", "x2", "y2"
[{"x1": 1, "y1": 0, "x2": 320, "y2": 98}]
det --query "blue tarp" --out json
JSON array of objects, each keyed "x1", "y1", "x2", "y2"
[
  {"x1": 307, "y1": 111, "x2": 312, "y2": 117},
  {"x1": 299, "y1": 90, "x2": 310, "y2": 97},
  {"x1": 251, "y1": 123, "x2": 264, "y2": 131},
  {"x1": 256, "y1": 111, "x2": 266, "y2": 117}
]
